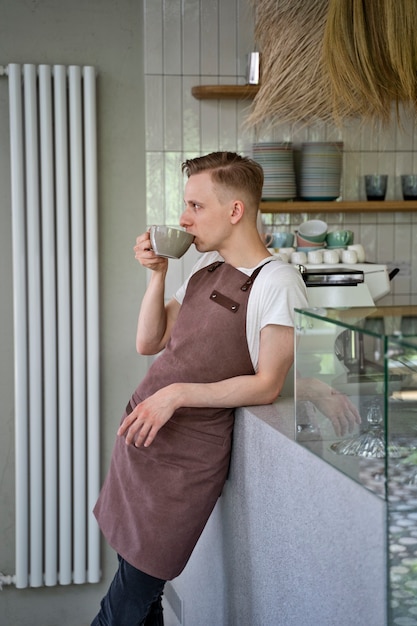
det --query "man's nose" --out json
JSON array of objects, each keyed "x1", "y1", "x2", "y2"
[{"x1": 180, "y1": 207, "x2": 191, "y2": 227}]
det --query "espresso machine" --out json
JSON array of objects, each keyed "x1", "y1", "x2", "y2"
[
  {"x1": 299, "y1": 262, "x2": 400, "y2": 384},
  {"x1": 299, "y1": 262, "x2": 392, "y2": 308}
]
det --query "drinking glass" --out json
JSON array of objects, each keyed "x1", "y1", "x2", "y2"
[
  {"x1": 401, "y1": 174, "x2": 417, "y2": 200},
  {"x1": 365, "y1": 174, "x2": 388, "y2": 200}
]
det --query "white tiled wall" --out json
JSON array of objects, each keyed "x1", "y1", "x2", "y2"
[{"x1": 143, "y1": 0, "x2": 417, "y2": 305}]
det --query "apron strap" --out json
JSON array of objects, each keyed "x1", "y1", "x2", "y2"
[
  {"x1": 206, "y1": 258, "x2": 273, "y2": 291},
  {"x1": 240, "y1": 259, "x2": 273, "y2": 291}
]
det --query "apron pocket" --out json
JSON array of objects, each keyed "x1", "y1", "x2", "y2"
[{"x1": 165, "y1": 419, "x2": 227, "y2": 447}]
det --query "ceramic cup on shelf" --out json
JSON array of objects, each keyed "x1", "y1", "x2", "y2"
[
  {"x1": 347, "y1": 244, "x2": 365, "y2": 263},
  {"x1": 262, "y1": 232, "x2": 274, "y2": 247},
  {"x1": 307, "y1": 249, "x2": 323, "y2": 264},
  {"x1": 326, "y1": 229, "x2": 353, "y2": 247},
  {"x1": 331, "y1": 248, "x2": 346, "y2": 261},
  {"x1": 297, "y1": 219, "x2": 328, "y2": 243},
  {"x1": 296, "y1": 233, "x2": 325, "y2": 248},
  {"x1": 290, "y1": 251, "x2": 307, "y2": 265},
  {"x1": 323, "y1": 249, "x2": 339, "y2": 264},
  {"x1": 271, "y1": 231, "x2": 295, "y2": 249},
  {"x1": 341, "y1": 249, "x2": 358, "y2": 264},
  {"x1": 279, "y1": 247, "x2": 295, "y2": 256},
  {"x1": 262, "y1": 229, "x2": 294, "y2": 249}
]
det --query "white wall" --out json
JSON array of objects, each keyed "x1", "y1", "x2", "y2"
[
  {"x1": 143, "y1": 0, "x2": 417, "y2": 306},
  {"x1": 0, "y1": 1, "x2": 147, "y2": 624}
]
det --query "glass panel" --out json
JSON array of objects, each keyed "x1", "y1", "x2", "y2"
[
  {"x1": 387, "y1": 334, "x2": 417, "y2": 624},
  {"x1": 295, "y1": 306, "x2": 417, "y2": 492},
  {"x1": 295, "y1": 306, "x2": 390, "y2": 498},
  {"x1": 294, "y1": 306, "x2": 417, "y2": 624}
]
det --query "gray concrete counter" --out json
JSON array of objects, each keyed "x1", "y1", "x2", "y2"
[{"x1": 165, "y1": 399, "x2": 387, "y2": 626}]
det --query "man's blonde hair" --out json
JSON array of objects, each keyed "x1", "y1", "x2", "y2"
[{"x1": 182, "y1": 152, "x2": 264, "y2": 214}]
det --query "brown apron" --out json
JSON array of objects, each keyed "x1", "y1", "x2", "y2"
[{"x1": 94, "y1": 260, "x2": 268, "y2": 580}]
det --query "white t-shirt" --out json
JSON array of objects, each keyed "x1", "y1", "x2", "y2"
[{"x1": 174, "y1": 252, "x2": 309, "y2": 371}]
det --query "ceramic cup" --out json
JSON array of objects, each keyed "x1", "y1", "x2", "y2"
[
  {"x1": 262, "y1": 233, "x2": 274, "y2": 247},
  {"x1": 307, "y1": 249, "x2": 323, "y2": 264},
  {"x1": 401, "y1": 175, "x2": 417, "y2": 200},
  {"x1": 296, "y1": 233, "x2": 325, "y2": 248},
  {"x1": 341, "y1": 249, "x2": 358, "y2": 264},
  {"x1": 290, "y1": 251, "x2": 307, "y2": 265},
  {"x1": 279, "y1": 247, "x2": 295, "y2": 256},
  {"x1": 149, "y1": 225, "x2": 194, "y2": 259},
  {"x1": 365, "y1": 174, "x2": 388, "y2": 200},
  {"x1": 323, "y1": 249, "x2": 339, "y2": 264},
  {"x1": 326, "y1": 230, "x2": 353, "y2": 247},
  {"x1": 331, "y1": 248, "x2": 345, "y2": 261},
  {"x1": 347, "y1": 244, "x2": 365, "y2": 263},
  {"x1": 297, "y1": 219, "x2": 328, "y2": 243},
  {"x1": 275, "y1": 252, "x2": 289, "y2": 263},
  {"x1": 271, "y1": 231, "x2": 295, "y2": 249}
]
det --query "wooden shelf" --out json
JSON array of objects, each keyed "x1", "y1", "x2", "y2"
[
  {"x1": 191, "y1": 84, "x2": 259, "y2": 100},
  {"x1": 260, "y1": 200, "x2": 417, "y2": 213},
  {"x1": 190, "y1": 85, "x2": 417, "y2": 215}
]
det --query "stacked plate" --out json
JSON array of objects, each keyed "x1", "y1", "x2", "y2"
[
  {"x1": 300, "y1": 142, "x2": 343, "y2": 201},
  {"x1": 252, "y1": 142, "x2": 296, "y2": 200}
]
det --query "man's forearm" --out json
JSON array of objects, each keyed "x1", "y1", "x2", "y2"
[
  {"x1": 136, "y1": 271, "x2": 169, "y2": 354},
  {"x1": 170, "y1": 369, "x2": 290, "y2": 411}
]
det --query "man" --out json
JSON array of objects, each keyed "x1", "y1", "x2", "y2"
[{"x1": 92, "y1": 151, "x2": 308, "y2": 625}]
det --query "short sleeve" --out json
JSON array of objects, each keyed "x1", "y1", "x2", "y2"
[{"x1": 257, "y1": 263, "x2": 308, "y2": 329}]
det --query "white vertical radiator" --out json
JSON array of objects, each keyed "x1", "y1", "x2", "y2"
[{"x1": 5, "y1": 63, "x2": 100, "y2": 588}]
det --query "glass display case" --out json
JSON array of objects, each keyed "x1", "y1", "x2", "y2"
[{"x1": 295, "y1": 306, "x2": 417, "y2": 625}]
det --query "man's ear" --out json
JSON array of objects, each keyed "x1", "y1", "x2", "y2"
[{"x1": 230, "y1": 200, "x2": 244, "y2": 223}]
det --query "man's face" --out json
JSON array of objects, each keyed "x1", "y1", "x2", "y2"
[{"x1": 180, "y1": 171, "x2": 234, "y2": 253}]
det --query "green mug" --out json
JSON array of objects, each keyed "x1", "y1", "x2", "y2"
[{"x1": 326, "y1": 230, "x2": 353, "y2": 247}]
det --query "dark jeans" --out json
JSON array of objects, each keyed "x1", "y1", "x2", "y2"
[{"x1": 91, "y1": 555, "x2": 166, "y2": 626}]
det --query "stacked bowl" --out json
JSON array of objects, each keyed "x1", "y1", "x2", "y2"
[
  {"x1": 299, "y1": 142, "x2": 343, "y2": 201},
  {"x1": 296, "y1": 219, "x2": 328, "y2": 251},
  {"x1": 252, "y1": 142, "x2": 297, "y2": 200}
]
